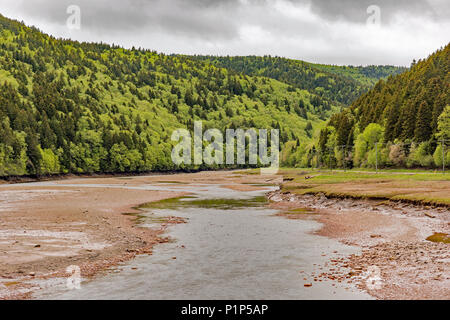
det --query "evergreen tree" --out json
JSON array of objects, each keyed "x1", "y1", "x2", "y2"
[{"x1": 414, "y1": 101, "x2": 433, "y2": 142}]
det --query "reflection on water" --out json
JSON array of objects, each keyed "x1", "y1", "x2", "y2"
[{"x1": 36, "y1": 183, "x2": 372, "y2": 300}]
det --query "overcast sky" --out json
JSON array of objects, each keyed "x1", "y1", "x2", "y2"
[{"x1": 1, "y1": 0, "x2": 449, "y2": 66}]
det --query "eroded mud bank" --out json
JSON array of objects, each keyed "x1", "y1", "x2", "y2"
[{"x1": 268, "y1": 190, "x2": 450, "y2": 300}]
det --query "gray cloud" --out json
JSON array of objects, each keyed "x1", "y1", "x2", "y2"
[
  {"x1": 1, "y1": 0, "x2": 449, "y2": 66},
  {"x1": 5, "y1": 0, "x2": 241, "y2": 39},
  {"x1": 306, "y1": 0, "x2": 442, "y2": 23}
]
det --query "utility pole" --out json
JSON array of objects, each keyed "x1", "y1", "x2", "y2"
[
  {"x1": 442, "y1": 139, "x2": 446, "y2": 174},
  {"x1": 341, "y1": 145, "x2": 346, "y2": 172},
  {"x1": 318, "y1": 151, "x2": 321, "y2": 169},
  {"x1": 375, "y1": 142, "x2": 378, "y2": 174},
  {"x1": 329, "y1": 150, "x2": 332, "y2": 172}
]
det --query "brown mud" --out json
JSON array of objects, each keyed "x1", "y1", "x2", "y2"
[
  {"x1": 0, "y1": 171, "x2": 278, "y2": 299},
  {"x1": 268, "y1": 190, "x2": 450, "y2": 300}
]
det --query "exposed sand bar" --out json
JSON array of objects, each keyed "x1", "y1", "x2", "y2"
[
  {"x1": 1, "y1": 170, "x2": 448, "y2": 300},
  {"x1": 269, "y1": 191, "x2": 450, "y2": 300},
  {"x1": 0, "y1": 171, "x2": 279, "y2": 299}
]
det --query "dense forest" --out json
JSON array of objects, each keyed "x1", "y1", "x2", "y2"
[
  {"x1": 191, "y1": 55, "x2": 406, "y2": 106},
  {"x1": 309, "y1": 63, "x2": 407, "y2": 87},
  {"x1": 0, "y1": 14, "x2": 339, "y2": 177},
  {"x1": 0, "y1": 14, "x2": 415, "y2": 177},
  {"x1": 285, "y1": 44, "x2": 450, "y2": 169}
]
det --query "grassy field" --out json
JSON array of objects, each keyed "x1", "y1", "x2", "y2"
[{"x1": 238, "y1": 168, "x2": 450, "y2": 206}]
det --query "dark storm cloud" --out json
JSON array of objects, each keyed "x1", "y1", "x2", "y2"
[
  {"x1": 304, "y1": 0, "x2": 441, "y2": 24},
  {"x1": 1, "y1": 0, "x2": 449, "y2": 66},
  {"x1": 10, "y1": 0, "x2": 241, "y2": 39},
  {"x1": 7, "y1": 0, "x2": 448, "y2": 37}
]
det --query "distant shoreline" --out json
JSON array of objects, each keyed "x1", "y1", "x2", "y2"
[{"x1": 0, "y1": 167, "x2": 253, "y2": 185}]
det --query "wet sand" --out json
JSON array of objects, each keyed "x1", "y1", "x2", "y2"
[
  {"x1": 34, "y1": 183, "x2": 373, "y2": 300},
  {"x1": 1, "y1": 170, "x2": 448, "y2": 300},
  {"x1": 0, "y1": 171, "x2": 279, "y2": 299},
  {"x1": 268, "y1": 191, "x2": 450, "y2": 300}
]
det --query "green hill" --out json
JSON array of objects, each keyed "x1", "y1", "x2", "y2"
[
  {"x1": 190, "y1": 55, "x2": 406, "y2": 106},
  {"x1": 308, "y1": 63, "x2": 407, "y2": 87},
  {"x1": 312, "y1": 44, "x2": 450, "y2": 169},
  {"x1": 0, "y1": 14, "x2": 339, "y2": 177}
]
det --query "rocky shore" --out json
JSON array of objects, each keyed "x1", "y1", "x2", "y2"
[{"x1": 268, "y1": 190, "x2": 450, "y2": 300}]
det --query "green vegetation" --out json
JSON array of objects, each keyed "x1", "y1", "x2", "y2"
[
  {"x1": 0, "y1": 12, "x2": 443, "y2": 178},
  {"x1": 192, "y1": 55, "x2": 405, "y2": 106},
  {"x1": 0, "y1": 14, "x2": 340, "y2": 177},
  {"x1": 140, "y1": 195, "x2": 267, "y2": 210},
  {"x1": 286, "y1": 44, "x2": 449, "y2": 170},
  {"x1": 276, "y1": 169, "x2": 450, "y2": 206},
  {"x1": 309, "y1": 63, "x2": 407, "y2": 87},
  {"x1": 426, "y1": 233, "x2": 450, "y2": 244}
]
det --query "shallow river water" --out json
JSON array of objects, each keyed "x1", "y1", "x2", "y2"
[{"x1": 35, "y1": 182, "x2": 372, "y2": 299}]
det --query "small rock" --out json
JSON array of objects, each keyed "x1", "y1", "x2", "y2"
[
  {"x1": 304, "y1": 283, "x2": 312, "y2": 287},
  {"x1": 34, "y1": 244, "x2": 41, "y2": 248}
]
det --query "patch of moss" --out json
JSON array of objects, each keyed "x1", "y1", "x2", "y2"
[
  {"x1": 426, "y1": 233, "x2": 450, "y2": 244},
  {"x1": 186, "y1": 196, "x2": 268, "y2": 209},
  {"x1": 122, "y1": 212, "x2": 148, "y2": 224},
  {"x1": 139, "y1": 195, "x2": 267, "y2": 210},
  {"x1": 139, "y1": 196, "x2": 196, "y2": 210}
]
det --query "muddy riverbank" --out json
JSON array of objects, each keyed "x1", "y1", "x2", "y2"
[
  {"x1": 1, "y1": 170, "x2": 448, "y2": 300},
  {"x1": 0, "y1": 171, "x2": 280, "y2": 299},
  {"x1": 268, "y1": 190, "x2": 450, "y2": 300},
  {"x1": 34, "y1": 182, "x2": 372, "y2": 300}
]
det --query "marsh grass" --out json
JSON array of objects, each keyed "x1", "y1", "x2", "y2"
[
  {"x1": 277, "y1": 169, "x2": 450, "y2": 206},
  {"x1": 139, "y1": 195, "x2": 268, "y2": 210}
]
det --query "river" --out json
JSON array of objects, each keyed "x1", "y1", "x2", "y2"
[{"x1": 34, "y1": 182, "x2": 372, "y2": 299}]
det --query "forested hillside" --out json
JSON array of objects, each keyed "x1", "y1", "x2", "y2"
[
  {"x1": 0, "y1": 14, "x2": 338, "y2": 177},
  {"x1": 191, "y1": 55, "x2": 406, "y2": 106},
  {"x1": 288, "y1": 44, "x2": 449, "y2": 169},
  {"x1": 309, "y1": 63, "x2": 407, "y2": 87}
]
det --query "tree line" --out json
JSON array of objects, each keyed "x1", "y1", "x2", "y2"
[
  {"x1": 0, "y1": 14, "x2": 334, "y2": 177},
  {"x1": 285, "y1": 44, "x2": 450, "y2": 170}
]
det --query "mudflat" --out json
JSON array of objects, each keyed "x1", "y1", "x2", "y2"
[
  {"x1": 0, "y1": 171, "x2": 278, "y2": 299},
  {"x1": 268, "y1": 169, "x2": 450, "y2": 300},
  {"x1": 1, "y1": 169, "x2": 449, "y2": 300}
]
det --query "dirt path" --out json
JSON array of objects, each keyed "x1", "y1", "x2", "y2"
[{"x1": 268, "y1": 191, "x2": 450, "y2": 300}]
